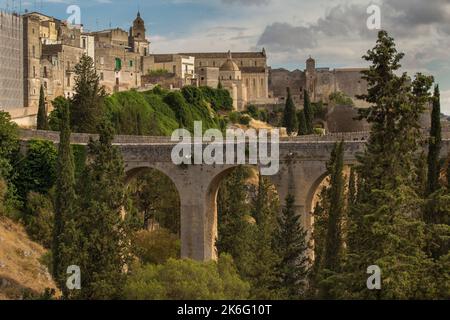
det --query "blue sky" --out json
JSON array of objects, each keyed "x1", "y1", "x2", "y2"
[{"x1": 2, "y1": 0, "x2": 450, "y2": 113}]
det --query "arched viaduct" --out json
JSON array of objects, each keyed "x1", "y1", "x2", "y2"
[{"x1": 19, "y1": 129, "x2": 450, "y2": 261}]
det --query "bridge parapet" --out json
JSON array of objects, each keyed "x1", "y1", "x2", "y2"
[{"x1": 19, "y1": 129, "x2": 373, "y2": 144}]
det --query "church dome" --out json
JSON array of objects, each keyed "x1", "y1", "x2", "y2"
[
  {"x1": 220, "y1": 59, "x2": 240, "y2": 72},
  {"x1": 220, "y1": 51, "x2": 240, "y2": 71}
]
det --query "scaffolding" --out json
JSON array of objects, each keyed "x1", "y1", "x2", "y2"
[{"x1": 0, "y1": 11, "x2": 24, "y2": 110}]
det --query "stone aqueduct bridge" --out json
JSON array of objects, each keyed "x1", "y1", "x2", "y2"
[{"x1": 19, "y1": 129, "x2": 450, "y2": 262}]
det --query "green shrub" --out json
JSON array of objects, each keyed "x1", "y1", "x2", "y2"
[
  {"x1": 14, "y1": 140, "x2": 57, "y2": 200},
  {"x1": 123, "y1": 254, "x2": 250, "y2": 300},
  {"x1": 200, "y1": 86, "x2": 233, "y2": 111},
  {"x1": 24, "y1": 192, "x2": 54, "y2": 248},
  {"x1": 239, "y1": 115, "x2": 252, "y2": 126},
  {"x1": 228, "y1": 112, "x2": 241, "y2": 124},
  {"x1": 133, "y1": 229, "x2": 180, "y2": 265},
  {"x1": 104, "y1": 89, "x2": 222, "y2": 136},
  {"x1": 329, "y1": 92, "x2": 354, "y2": 106}
]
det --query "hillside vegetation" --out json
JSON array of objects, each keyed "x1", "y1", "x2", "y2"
[
  {"x1": 0, "y1": 216, "x2": 57, "y2": 300},
  {"x1": 104, "y1": 86, "x2": 231, "y2": 136}
]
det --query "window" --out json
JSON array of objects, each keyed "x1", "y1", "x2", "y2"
[
  {"x1": 115, "y1": 58, "x2": 122, "y2": 71},
  {"x1": 199, "y1": 62, "x2": 202, "y2": 67},
  {"x1": 129, "y1": 60, "x2": 133, "y2": 67},
  {"x1": 173, "y1": 65, "x2": 176, "y2": 74},
  {"x1": 43, "y1": 66, "x2": 47, "y2": 78},
  {"x1": 67, "y1": 76, "x2": 70, "y2": 87},
  {"x1": 32, "y1": 45, "x2": 35, "y2": 58},
  {"x1": 100, "y1": 72, "x2": 104, "y2": 81},
  {"x1": 44, "y1": 81, "x2": 47, "y2": 89},
  {"x1": 213, "y1": 61, "x2": 216, "y2": 67},
  {"x1": 255, "y1": 61, "x2": 257, "y2": 66},
  {"x1": 100, "y1": 57, "x2": 105, "y2": 65},
  {"x1": 82, "y1": 38, "x2": 86, "y2": 49}
]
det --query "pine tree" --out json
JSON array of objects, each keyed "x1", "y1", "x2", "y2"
[
  {"x1": 303, "y1": 90, "x2": 314, "y2": 134},
  {"x1": 37, "y1": 85, "x2": 48, "y2": 130},
  {"x1": 70, "y1": 54, "x2": 106, "y2": 133},
  {"x1": 274, "y1": 195, "x2": 309, "y2": 299},
  {"x1": 216, "y1": 166, "x2": 255, "y2": 278},
  {"x1": 76, "y1": 122, "x2": 131, "y2": 299},
  {"x1": 52, "y1": 97, "x2": 79, "y2": 299},
  {"x1": 282, "y1": 88, "x2": 298, "y2": 135},
  {"x1": 337, "y1": 31, "x2": 435, "y2": 299},
  {"x1": 247, "y1": 174, "x2": 280, "y2": 299},
  {"x1": 427, "y1": 85, "x2": 442, "y2": 196}
]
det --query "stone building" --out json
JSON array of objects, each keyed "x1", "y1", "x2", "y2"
[
  {"x1": 179, "y1": 49, "x2": 271, "y2": 104},
  {"x1": 0, "y1": 11, "x2": 24, "y2": 121},
  {"x1": 270, "y1": 57, "x2": 369, "y2": 108},
  {"x1": 129, "y1": 12, "x2": 150, "y2": 56},
  {"x1": 142, "y1": 54, "x2": 196, "y2": 87},
  {"x1": 218, "y1": 52, "x2": 247, "y2": 110}
]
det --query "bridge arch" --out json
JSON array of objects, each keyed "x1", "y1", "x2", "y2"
[
  {"x1": 204, "y1": 165, "x2": 282, "y2": 260},
  {"x1": 124, "y1": 165, "x2": 182, "y2": 255}
]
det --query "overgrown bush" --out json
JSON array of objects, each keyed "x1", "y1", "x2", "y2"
[
  {"x1": 105, "y1": 89, "x2": 222, "y2": 136},
  {"x1": 239, "y1": 115, "x2": 252, "y2": 126},
  {"x1": 133, "y1": 229, "x2": 180, "y2": 265},
  {"x1": 200, "y1": 86, "x2": 233, "y2": 111},
  {"x1": 329, "y1": 92, "x2": 354, "y2": 106},
  {"x1": 123, "y1": 254, "x2": 250, "y2": 300},
  {"x1": 24, "y1": 192, "x2": 54, "y2": 248},
  {"x1": 14, "y1": 140, "x2": 57, "y2": 200}
]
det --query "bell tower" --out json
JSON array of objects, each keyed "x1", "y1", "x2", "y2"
[
  {"x1": 129, "y1": 11, "x2": 150, "y2": 56},
  {"x1": 131, "y1": 11, "x2": 146, "y2": 41}
]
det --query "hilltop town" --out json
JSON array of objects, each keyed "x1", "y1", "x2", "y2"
[{"x1": 0, "y1": 10, "x2": 371, "y2": 128}]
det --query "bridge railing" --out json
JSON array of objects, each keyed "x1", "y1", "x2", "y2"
[
  {"x1": 18, "y1": 129, "x2": 450, "y2": 145},
  {"x1": 19, "y1": 129, "x2": 372, "y2": 144}
]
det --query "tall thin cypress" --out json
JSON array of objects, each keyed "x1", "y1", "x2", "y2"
[
  {"x1": 303, "y1": 90, "x2": 314, "y2": 134},
  {"x1": 37, "y1": 85, "x2": 48, "y2": 130},
  {"x1": 52, "y1": 97, "x2": 78, "y2": 299},
  {"x1": 320, "y1": 141, "x2": 345, "y2": 298},
  {"x1": 427, "y1": 85, "x2": 442, "y2": 195},
  {"x1": 282, "y1": 88, "x2": 298, "y2": 135}
]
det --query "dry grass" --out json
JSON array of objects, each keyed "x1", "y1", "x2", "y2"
[{"x1": 0, "y1": 216, "x2": 58, "y2": 300}]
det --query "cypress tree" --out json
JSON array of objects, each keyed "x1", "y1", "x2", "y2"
[
  {"x1": 70, "y1": 54, "x2": 106, "y2": 133},
  {"x1": 217, "y1": 166, "x2": 255, "y2": 278},
  {"x1": 319, "y1": 142, "x2": 345, "y2": 299},
  {"x1": 282, "y1": 88, "x2": 298, "y2": 135},
  {"x1": 274, "y1": 194, "x2": 309, "y2": 299},
  {"x1": 297, "y1": 111, "x2": 308, "y2": 136},
  {"x1": 248, "y1": 174, "x2": 280, "y2": 299},
  {"x1": 348, "y1": 166, "x2": 357, "y2": 206},
  {"x1": 76, "y1": 122, "x2": 131, "y2": 299},
  {"x1": 337, "y1": 31, "x2": 435, "y2": 299},
  {"x1": 427, "y1": 85, "x2": 442, "y2": 195},
  {"x1": 303, "y1": 90, "x2": 314, "y2": 134},
  {"x1": 52, "y1": 97, "x2": 78, "y2": 299},
  {"x1": 37, "y1": 85, "x2": 48, "y2": 130}
]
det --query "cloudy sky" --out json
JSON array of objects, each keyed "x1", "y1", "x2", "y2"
[{"x1": 3, "y1": 0, "x2": 450, "y2": 113}]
